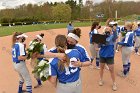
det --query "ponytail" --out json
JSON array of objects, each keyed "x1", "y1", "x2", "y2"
[
  {"x1": 71, "y1": 28, "x2": 81, "y2": 38},
  {"x1": 12, "y1": 32, "x2": 22, "y2": 47}
]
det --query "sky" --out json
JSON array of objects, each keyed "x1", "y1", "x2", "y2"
[{"x1": 0, "y1": 0, "x2": 140, "y2": 9}]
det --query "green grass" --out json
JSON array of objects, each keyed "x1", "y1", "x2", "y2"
[{"x1": 0, "y1": 22, "x2": 105, "y2": 37}]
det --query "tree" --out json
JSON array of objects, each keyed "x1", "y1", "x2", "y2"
[{"x1": 52, "y1": 4, "x2": 71, "y2": 21}]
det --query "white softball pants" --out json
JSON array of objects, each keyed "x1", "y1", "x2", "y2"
[{"x1": 13, "y1": 61, "x2": 32, "y2": 86}]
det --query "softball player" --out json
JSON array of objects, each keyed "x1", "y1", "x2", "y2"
[
  {"x1": 99, "y1": 26, "x2": 118, "y2": 91},
  {"x1": 67, "y1": 28, "x2": 91, "y2": 63},
  {"x1": 30, "y1": 33, "x2": 47, "y2": 88},
  {"x1": 134, "y1": 23, "x2": 140, "y2": 55},
  {"x1": 12, "y1": 32, "x2": 32, "y2": 93},
  {"x1": 67, "y1": 22, "x2": 74, "y2": 34},
  {"x1": 118, "y1": 22, "x2": 135, "y2": 77},
  {"x1": 89, "y1": 21, "x2": 101, "y2": 69},
  {"x1": 48, "y1": 35, "x2": 90, "y2": 93}
]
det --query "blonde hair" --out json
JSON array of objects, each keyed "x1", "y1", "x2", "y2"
[
  {"x1": 55, "y1": 35, "x2": 70, "y2": 71},
  {"x1": 125, "y1": 22, "x2": 137, "y2": 31}
]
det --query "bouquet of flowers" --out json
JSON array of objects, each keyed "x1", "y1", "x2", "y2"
[
  {"x1": 27, "y1": 40, "x2": 44, "y2": 59},
  {"x1": 32, "y1": 59, "x2": 50, "y2": 81}
]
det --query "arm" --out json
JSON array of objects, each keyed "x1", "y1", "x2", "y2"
[
  {"x1": 34, "y1": 52, "x2": 65, "y2": 59},
  {"x1": 43, "y1": 52, "x2": 65, "y2": 58},
  {"x1": 71, "y1": 60, "x2": 91, "y2": 67},
  {"x1": 18, "y1": 56, "x2": 27, "y2": 60},
  {"x1": 48, "y1": 76, "x2": 57, "y2": 88}
]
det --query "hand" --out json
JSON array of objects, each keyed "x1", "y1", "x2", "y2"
[
  {"x1": 31, "y1": 52, "x2": 38, "y2": 59},
  {"x1": 71, "y1": 61, "x2": 82, "y2": 67},
  {"x1": 95, "y1": 48, "x2": 99, "y2": 51}
]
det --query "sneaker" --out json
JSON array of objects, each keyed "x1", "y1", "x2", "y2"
[
  {"x1": 112, "y1": 83, "x2": 117, "y2": 91},
  {"x1": 99, "y1": 80, "x2": 104, "y2": 86},
  {"x1": 96, "y1": 66, "x2": 100, "y2": 70},
  {"x1": 118, "y1": 72, "x2": 128, "y2": 78},
  {"x1": 136, "y1": 52, "x2": 140, "y2": 56},
  {"x1": 34, "y1": 84, "x2": 42, "y2": 88}
]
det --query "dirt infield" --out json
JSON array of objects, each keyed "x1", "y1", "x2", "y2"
[{"x1": 0, "y1": 27, "x2": 140, "y2": 93}]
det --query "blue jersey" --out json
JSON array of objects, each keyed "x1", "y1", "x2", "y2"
[
  {"x1": 134, "y1": 27, "x2": 140, "y2": 36},
  {"x1": 48, "y1": 47, "x2": 58, "y2": 53},
  {"x1": 116, "y1": 26, "x2": 121, "y2": 35},
  {"x1": 49, "y1": 49, "x2": 82, "y2": 83},
  {"x1": 12, "y1": 42, "x2": 26, "y2": 63},
  {"x1": 74, "y1": 44, "x2": 91, "y2": 62},
  {"x1": 99, "y1": 31, "x2": 118, "y2": 58},
  {"x1": 89, "y1": 29, "x2": 98, "y2": 44},
  {"x1": 121, "y1": 26, "x2": 126, "y2": 32},
  {"x1": 38, "y1": 44, "x2": 47, "y2": 61},
  {"x1": 118, "y1": 31, "x2": 134, "y2": 47}
]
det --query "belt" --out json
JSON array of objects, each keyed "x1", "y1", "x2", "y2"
[
  {"x1": 59, "y1": 80, "x2": 67, "y2": 84},
  {"x1": 59, "y1": 79, "x2": 79, "y2": 84},
  {"x1": 14, "y1": 60, "x2": 25, "y2": 64}
]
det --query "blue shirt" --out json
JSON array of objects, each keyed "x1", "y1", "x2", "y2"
[
  {"x1": 49, "y1": 49, "x2": 82, "y2": 83},
  {"x1": 118, "y1": 31, "x2": 134, "y2": 47},
  {"x1": 48, "y1": 47, "x2": 58, "y2": 53},
  {"x1": 38, "y1": 44, "x2": 47, "y2": 61},
  {"x1": 12, "y1": 42, "x2": 26, "y2": 63},
  {"x1": 134, "y1": 27, "x2": 140, "y2": 36},
  {"x1": 116, "y1": 26, "x2": 121, "y2": 35},
  {"x1": 99, "y1": 31, "x2": 118, "y2": 58},
  {"x1": 89, "y1": 29, "x2": 98, "y2": 44},
  {"x1": 67, "y1": 25, "x2": 74, "y2": 31}
]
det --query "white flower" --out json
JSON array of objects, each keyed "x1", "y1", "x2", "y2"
[
  {"x1": 40, "y1": 72, "x2": 44, "y2": 78},
  {"x1": 38, "y1": 68, "x2": 41, "y2": 72},
  {"x1": 29, "y1": 45, "x2": 34, "y2": 50},
  {"x1": 38, "y1": 60, "x2": 47, "y2": 67}
]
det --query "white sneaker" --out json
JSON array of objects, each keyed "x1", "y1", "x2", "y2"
[
  {"x1": 136, "y1": 52, "x2": 140, "y2": 56},
  {"x1": 99, "y1": 80, "x2": 104, "y2": 86},
  {"x1": 96, "y1": 66, "x2": 100, "y2": 70},
  {"x1": 118, "y1": 72, "x2": 128, "y2": 78},
  {"x1": 112, "y1": 83, "x2": 117, "y2": 91}
]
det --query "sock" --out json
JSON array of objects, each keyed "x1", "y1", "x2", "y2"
[
  {"x1": 135, "y1": 47, "x2": 138, "y2": 53},
  {"x1": 96, "y1": 58, "x2": 100, "y2": 67},
  {"x1": 123, "y1": 64, "x2": 128, "y2": 75},
  {"x1": 37, "y1": 79, "x2": 42, "y2": 85},
  {"x1": 127, "y1": 62, "x2": 131, "y2": 72},
  {"x1": 26, "y1": 86, "x2": 32, "y2": 93},
  {"x1": 18, "y1": 81, "x2": 24, "y2": 93}
]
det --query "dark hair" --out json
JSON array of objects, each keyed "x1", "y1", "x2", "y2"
[
  {"x1": 91, "y1": 22, "x2": 99, "y2": 31},
  {"x1": 71, "y1": 28, "x2": 81, "y2": 38},
  {"x1": 12, "y1": 32, "x2": 23, "y2": 47},
  {"x1": 40, "y1": 33, "x2": 44, "y2": 38}
]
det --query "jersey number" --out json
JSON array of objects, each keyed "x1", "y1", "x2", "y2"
[{"x1": 12, "y1": 48, "x2": 16, "y2": 58}]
